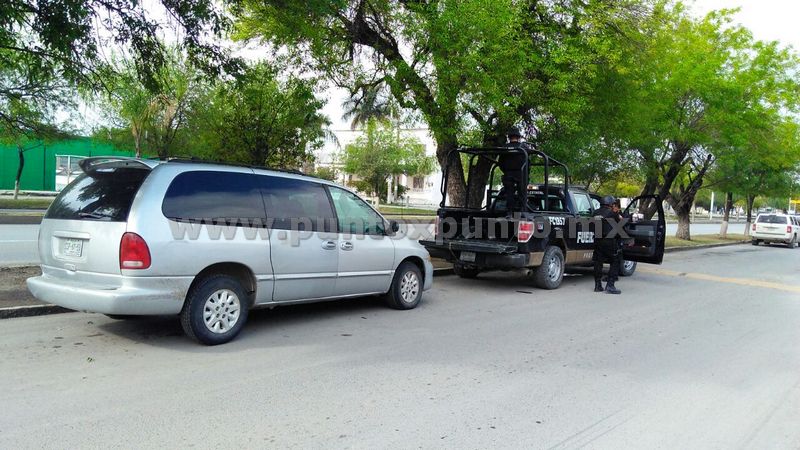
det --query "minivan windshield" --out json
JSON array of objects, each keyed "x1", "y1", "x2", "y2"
[
  {"x1": 45, "y1": 168, "x2": 150, "y2": 222},
  {"x1": 757, "y1": 215, "x2": 788, "y2": 224}
]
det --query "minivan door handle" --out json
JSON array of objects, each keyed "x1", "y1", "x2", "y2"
[
  {"x1": 340, "y1": 241, "x2": 354, "y2": 251},
  {"x1": 322, "y1": 240, "x2": 337, "y2": 250}
]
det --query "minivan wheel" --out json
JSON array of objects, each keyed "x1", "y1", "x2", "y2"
[
  {"x1": 532, "y1": 246, "x2": 564, "y2": 290},
  {"x1": 180, "y1": 275, "x2": 249, "y2": 345},
  {"x1": 620, "y1": 260, "x2": 637, "y2": 277},
  {"x1": 385, "y1": 261, "x2": 423, "y2": 310}
]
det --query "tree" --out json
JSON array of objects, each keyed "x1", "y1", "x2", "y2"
[
  {"x1": 233, "y1": 0, "x2": 648, "y2": 207},
  {"x1": 100, "y1": 49, "x2": 200, "y2": 159},
  {"x1": 1, "y1": 45, "x2": 72, "y2": 198},
  {"x1": 608, "y1": 6, "x2": 800, "y2": 239},
  {"x1": 341, "y1": 119, "x2": 434, "y2": 201},
  {"x1": 0, "y1": 0, "x2": 237, "y2": 101},
  {"x1": 189, "y1": 62, "x2": 331, "y2": 168}
]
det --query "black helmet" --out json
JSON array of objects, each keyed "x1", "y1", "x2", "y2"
[
  {"x1": 507, "y1": 127, "x2": 522, "y2": 139},
  {"x1": 601, "y1": 195, "x2": 616, "y2": 206}
]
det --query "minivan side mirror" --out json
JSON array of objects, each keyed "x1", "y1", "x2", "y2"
[{"x1": 390, "y1": 220, "x2": 400, "y2": 233}]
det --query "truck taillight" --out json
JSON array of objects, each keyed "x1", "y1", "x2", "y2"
[
  {"x1": 120, "y1": 232, "x2": 151, "y2": 270},
  {"x1": 788, "y1": 225, "x2": 793, "y2": 234},
  {"x1": 752, "y1": 223, "x2": 756, "y2": 231},
  {"x1": 518, "y1": 221, "x2": 534, "y2": 243}
]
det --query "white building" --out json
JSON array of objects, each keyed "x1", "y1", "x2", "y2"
[{"x1": 315, "y1": 127, "x2": 443, "y2": 207}]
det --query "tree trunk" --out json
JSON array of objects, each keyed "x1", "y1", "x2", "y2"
[
  {"x1": 719, "y1": 192, "x2": 732, "y2": 238},
  {"x1": 134, "y1": 132, "x2": 142, "y2": 159},
  {"x1": 14, "y1": 144, "x2": 24, "y2": 200},
  {"x1": 744, "y1": 194, "x2": 755, "y2": 237},
  {"x1": 674, "y1": 204, "x2": 692, "y2": 240},
  {"x1": 436, "y1": 137, "x2": 466, "y2": 207}
]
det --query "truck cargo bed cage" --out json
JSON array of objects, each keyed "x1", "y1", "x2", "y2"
[{"x1": 439, "y1": 144, "x2": 570, "y2": 212}]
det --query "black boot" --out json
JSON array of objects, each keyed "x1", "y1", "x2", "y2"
[
  {"x1": 594, "y1": 280, "x2": 604, "y2": 292},
  {"x1": 605, "y1": 281, "x2": 621, "y2": 295}
]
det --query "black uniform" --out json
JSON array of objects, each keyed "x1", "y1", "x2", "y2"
[
  {"x1": 498, "y1": 144, "x2": 527, "y2": 211},
  {"x1": 593, "y1": 205, "x2": 622, "y2": 282}
]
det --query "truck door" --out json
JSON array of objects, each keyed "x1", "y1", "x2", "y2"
[{"x1": 621, "y1": 195, "x2": 665, "y2": 264}]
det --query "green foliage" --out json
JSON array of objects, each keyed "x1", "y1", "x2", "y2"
[
  {"x1": 310, "y1": 166, "x2": 339, "y2": 182},
  {"x1": 232, "y1": 0, "x2": 648, "y2": 204},
  {"x1": 97, "y1": 48, "x2": 201, "y2": 158},
  {"x1": 187, "y1": 62, "x2": 330, "y2": 168},
  {"x1": 341, "y1": 119, "x2": 434, "y2": 199}
]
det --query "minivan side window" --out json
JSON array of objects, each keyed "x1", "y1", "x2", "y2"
[
  {"x1": 328, "y1": 187, "x2": 386, "y2": 235},
  {"x1": 162, "y1": 171, "x2": 266, "y2": 226},
  {"x1": 258, "y1": 176, "x2": 336, "y2": 232},
  {"x1": 46, "y1": 168, "x2": 149, "y2": 222}
]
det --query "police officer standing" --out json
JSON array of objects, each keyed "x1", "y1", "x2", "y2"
[
  {"x1": 593, "y1": 195, "x2": 623, "y2": 294},
  {"x1": 498, "y1": 127, "x2": 527, "y2": 211}
]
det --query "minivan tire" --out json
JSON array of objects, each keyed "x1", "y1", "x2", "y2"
[
  {"x1": 385, "y1": 261, "x2": 423, "y2": 310},
  {"x1": 180, "y1": 274, "x2": 249, "y2": 345},
  {"x1": 532, "y1": 245, "x2": 564, "y2": 290}
]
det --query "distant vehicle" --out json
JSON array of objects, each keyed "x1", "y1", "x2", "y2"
[
  {"x1": 421, "y1": 145, "x2": 665, "y2": 289},
  {"x1": 751, "y1": 213, "x2": 798, "y2": 248},
  {"x1": 28, "y1": 157, "x2": 433, "y2": 345}
]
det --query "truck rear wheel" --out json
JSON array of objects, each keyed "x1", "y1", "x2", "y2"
[
  {"x1": 532, "y1": 246, "x2": 564, "y2": 290},
  {"x1": 620, "y1": 260, "x2": 637, "y2": 277},
  {"x1": 454, "y1": 263, "x2": 481, "y2": 279}
]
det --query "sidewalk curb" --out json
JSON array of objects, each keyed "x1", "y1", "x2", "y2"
[{"x1": 664, "y1": 240, "x2": 748, "y2": 253}]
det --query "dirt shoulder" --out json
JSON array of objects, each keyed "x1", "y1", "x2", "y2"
[{"x1": 0, "y1": 266, "x2": 46, "y2": 309}]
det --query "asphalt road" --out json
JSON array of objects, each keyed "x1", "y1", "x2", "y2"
[
  {"x1": 0, "y1": 222, "x2": 752, "y2": 265},
  {"x1": 1, "y1": 245, "x2": 798, "y2": 448}
]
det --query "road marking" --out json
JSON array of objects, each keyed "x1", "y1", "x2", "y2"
[{"x1": 637, "y1": 266, "x2": 800, "y2": 293}]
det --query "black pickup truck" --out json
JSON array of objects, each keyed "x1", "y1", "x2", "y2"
[{"x1": 421, "y1": 145, "x2": 666, "y2": 289}]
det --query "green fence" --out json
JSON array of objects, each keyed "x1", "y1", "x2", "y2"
[{"x1": 0, "y1": 138, "x2": 135, "y2": 191}]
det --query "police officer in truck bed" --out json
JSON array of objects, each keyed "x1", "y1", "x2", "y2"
[
  {"x1": 498, "y1": 127, "x2": 527, "y2": 211},
  {"x1": 593, "y1": 195, "x2": 623, "y2": 294}
]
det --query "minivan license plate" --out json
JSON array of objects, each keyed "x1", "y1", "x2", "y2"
[
  {"x1": 460, "y1": 251, "x2": 476, "y2": 262},
  {"x1": 63, "y1": 239, "x2": 83, "y2": 257}
]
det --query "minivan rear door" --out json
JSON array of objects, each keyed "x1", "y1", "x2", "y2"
[
  {"x1": 39, "y1": 158, "x2": 153, "y2": 279},
  {"x1": 260, "y1": 175, "x2": 339, "y2": 302}
]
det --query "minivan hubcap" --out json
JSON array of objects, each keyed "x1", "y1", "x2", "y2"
[
  {"x1": 203, "y1": 289, "x2": 241, "y2": 334},
  {"x1": 400, "y1": 272, "x2": 419, "y2": 303}
]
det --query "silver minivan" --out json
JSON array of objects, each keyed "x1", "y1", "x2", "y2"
[{"x1": 27, "y1": 157, "x2": 433, "y2": 344}]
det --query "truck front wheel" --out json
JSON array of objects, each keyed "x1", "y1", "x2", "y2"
[{"x1": 532, "y1": 246, "x2": 564, "y2": 290}]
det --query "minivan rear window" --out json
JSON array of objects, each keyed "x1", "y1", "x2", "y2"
[
  {"x1": 162, "y1": 171, "x2": 266, "y2": 225},
  {"x1": 757, "y1": 215, "x2": 788, "y2": 224},
  {"x1": 46, "y1": 168, "x2": 150, "y2": 222}
]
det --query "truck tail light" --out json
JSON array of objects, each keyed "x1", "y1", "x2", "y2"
[
  {"x1": 752, "y1": 223, "x2": 756, "y2": 231},
  {"x1": 120, "y1": 232, "x2": 151, "y2": 270},
  {"x1": 788, "y1": 225, "x2": 792, "y2": 234},
  {"x1": 518, "y1": 221, "x2": 534, "y2": 243}
]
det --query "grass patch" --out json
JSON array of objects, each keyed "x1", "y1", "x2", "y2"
[
  {"x1": 378, "y1": 205, "x2": 437, "y2": 216},
  {"x1": 665, "y1": 233, "x2": 747, "y2": 248},
  {"x1": 0, "y1": 197, "x2": 54, "y2": 210}
]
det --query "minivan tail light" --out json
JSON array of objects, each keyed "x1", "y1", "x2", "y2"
[
  {"x1": 120, "y1": 232, "x2": 151, "y2": 270},
  {"x1": 518, "y1": 221, "x2": 535, "y2": 243}
]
